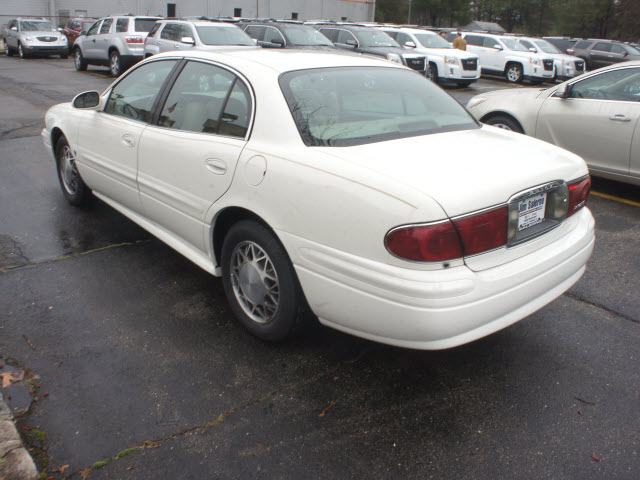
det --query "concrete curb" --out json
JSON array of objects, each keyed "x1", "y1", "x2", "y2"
[{"x1": 0, "y1": 393, "x2": 38, "y2": 480}]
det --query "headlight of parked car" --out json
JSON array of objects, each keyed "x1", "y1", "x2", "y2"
[
  {"x1": 59, "y1": 36, "x2": 68, "y2": 43},
  {"x1": 386, "y1": 53, "x2": 403, "y2": 64},
  {"x1": 23, "y1": 36, "x2": 35, "y2": 43},
  {"x1": 445, "y1": 56, "x2": 457, "y2": 65}
]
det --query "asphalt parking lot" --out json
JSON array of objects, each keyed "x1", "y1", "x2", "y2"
[{"x1": 0, "y1": 55, "x2": 638, "y2": 479}]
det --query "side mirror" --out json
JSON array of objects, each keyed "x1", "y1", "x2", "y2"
[
  {"x1": 553, "y1": 84, "x2": 571, "y2": 98},
  {"x1": 404, "y1": 41, "x2": 416, "y2": 48},
  {"x1": 346, "y1": 39, "x2": 358, "y2": 47},
  {"x1": 493, "y1": 44, "x2": 503, "y2": 50},
  {"x1": 181, "y1": 36, "x2": 195, "y2": 45},
  {"x1": 529, "y1": 47, "x2": 537, "y2": 53},
  {"x1": 58, "y1": 27, "x2": 63, "y2": 32},
  {"x1": 623, "y1": 51, "x2": 628, "y2": 57},
  {"x1": 73, "y1": 91, "x2": 100, "y2": 109}
]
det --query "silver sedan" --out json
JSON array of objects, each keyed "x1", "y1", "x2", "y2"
[{"x1": 467, "y1": 61, "x2": 640, "y2": 186}]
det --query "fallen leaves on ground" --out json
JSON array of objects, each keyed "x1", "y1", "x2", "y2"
[
  {"x1": 591, "y1": 454, "x2": 601, "y2": 462},
  {"x1": 0, "y1": 370, "x2": 24, "y2": 388},
  {"x1": 59, "y1": 465, "x2": 69, "y2": 473}
]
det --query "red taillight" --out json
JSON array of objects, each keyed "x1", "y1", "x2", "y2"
[
  {"x1": 567, "y1": 48, "x2": 574, "y2": 54},
  {"x1": 567, "y1": 175, "x2": 590, "y2": 216},
  {"x1": 125, "y1": 36, "x2": 144, "y2": 44},
  {"x1": 386, "y1": 221, "x2": 463, "y2": 262},
  {"x1": 453, "y1": 206, "x2": 508, "y2": 256}
]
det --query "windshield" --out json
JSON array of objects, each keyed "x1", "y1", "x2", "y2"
[
  {"x1": 82, "y1": 21, "x2": 95, "y2": 31},
  {"x1": 414, "y1": 33, "x2": 452, "y2": 49},
  {"x1": 355, "y1": 30, "x2": 400, "y2": 48},
  {"x1": 533, "y1": 39, "x2": 561, "y2": 54},
  {"x1": 21, "y1": 21, "x2": 55, "y2": 31},
  {"x1": 282, "y1": 26, "x2": 333, "y2": 46},
  {"x1": 280, "y1": 67, "x2": 478, "y2": 147},
  {"x1": 501, "y1": 38, "x2": 529, "y2": 52},
  {"x1": 196, "y1": 26, "x2": 255, "y2": 46},
  {"x1": 135, "y1": 18, "x2": 159, "y2": 32},
  {"x1": 623, "y1": 44, "x2": 640, "y2": 55}
]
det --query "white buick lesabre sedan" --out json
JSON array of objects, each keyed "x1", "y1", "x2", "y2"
[
  {"x1": 467, "y1": 61, "x2": 640, "y2": 186},
  {"x1": 42, "y1": 49, "x2": 594, "y2": 350}
]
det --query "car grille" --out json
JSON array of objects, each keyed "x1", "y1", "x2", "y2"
[
  {"x1": 37, "y1": 36, "x2": 57, "y2": 42},
  {"x1": 461, "y1": 58, "x2": 477, "y2": 71},
  {"x1": 575, "y1": 60, "x2": 585, "y2": 71},
  {"x1": 405, "y1": 57, "x2": 426, "y2": 71},
  {"x1": 543, "y1": 59, "x2": 554, "y2": 71}
]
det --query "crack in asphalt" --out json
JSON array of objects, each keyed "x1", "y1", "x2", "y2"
[
  {"x1": 0, "y1": 240, "x2": 150, "y2": 273},
  {"x1": 564, "y1": 291, "x2": 639, "y2": 323},
  {"x1": 67, "y1": 373, "x2": 326, "y2": 479}
]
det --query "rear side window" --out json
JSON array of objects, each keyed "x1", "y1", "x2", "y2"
[
  {"x1": 465, "y1": 35, "x2": 483, "y2": 46},
  {"x1": 99, "y1": 18, "x2": 112, "y2": 34},
  {"x1": 135, "y1": 18, "x2": 158, "y2": 32},
  {"x1": 104, "y1": 60, "x2": 177, "y2": 122},
  {"x1": 116, "y1": 18, "x2": 129, "y2": 33},
  {"x1": 574, "y1": 40, "x2": 593, "y2": 50},
  {"x1": 158, "y1": 61, "x2": 251, "y2": 138},
  {"x1": 593, "y1": 42, "x2": 611, "y2": 52}
]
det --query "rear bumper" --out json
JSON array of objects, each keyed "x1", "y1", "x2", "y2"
[{"x1": 280, "y1": 208, "x2": 595, "y2": 350}]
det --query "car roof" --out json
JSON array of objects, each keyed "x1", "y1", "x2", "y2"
[
  {"x1": 148, "y1": 48, "x2": 405, "y2": 74},
  {"x1": 379, "y1": 27, "x2": 437, "y2": 35},
  {"x1": 160, "y1": 20, "x2": 238, "y2": 27}
]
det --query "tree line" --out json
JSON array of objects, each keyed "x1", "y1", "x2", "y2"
[{"x1": 375, "y1": 0, "x2": 640, "y2": 42}]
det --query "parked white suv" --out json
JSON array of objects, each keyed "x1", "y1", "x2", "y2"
[
  {"x1": 517, "y1": 37, "x2": 585, "y2": 81},
  {"x1": 144, "y1": 19, "x2": 257, "y2": 57},
  {"x1": 461, "y1": 32, "x2": 555, "y2": 84},
  {"x1": 73, "y1": 14, "x2": 161, "y2": 76},
  {"x1": 380, "y1": 27, "x2": 480, "y2": 86}
]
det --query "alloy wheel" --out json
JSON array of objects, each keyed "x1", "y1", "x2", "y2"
[
  {"x1": 59, "y1": 145, "x2": 79, "y2": 194},
  {"x1": 230, "y1": 241, "x2": 280, "y2": 324}
]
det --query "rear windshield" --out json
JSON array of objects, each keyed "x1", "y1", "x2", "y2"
[
  {"x1": 196, "y1": 26, "x2": 255, "y2": 46},
  {"x1": 21, "y1": 21, "x2": 54, "y2": 31},
  {"x1": 135, "y1": 18, "x2": 159, "y2": 32},
  {"x1": 280, "y1": 67, "x2": 478, "y2": 147},
  {"x1": 414, "y1": 33, "x2": 452, "y2": 49},
  {"x1": 281, "y1": 25, "x2": 333, "y2": 46}
]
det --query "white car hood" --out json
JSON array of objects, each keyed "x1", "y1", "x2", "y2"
[{"x1": 318, "y1": 127, "x2": 586, "y2": 217}]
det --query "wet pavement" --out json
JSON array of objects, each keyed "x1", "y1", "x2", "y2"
[{"x1": 0, "y1": 55, "x2": 639, "y2": 479}]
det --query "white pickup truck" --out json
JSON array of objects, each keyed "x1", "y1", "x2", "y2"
[{"x1": 3, "y1": 17, "x2": 68, "y2": 58}]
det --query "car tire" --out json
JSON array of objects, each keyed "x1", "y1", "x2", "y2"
[
  {"x1": 427, "y1": 62, "x2": 438, "y2": 83},
  {"x1": 221, "y1": 220, "x2": 308, "y2": 342},
  {"x1": 505, "y1": 63, "x2": 523, "y2": 83},
  {"x1": 484, "y1": 115, "x2": 524, "y2": 133},
  {"x1": 55, "y1": 136, "x2": 91, "y2": 206},
  {"x1": 18, "y1": 42, "x2": 27, "y2": 59},
  {"x1": 109, "y1": 50, "x2": 122, "y2": 77},
  {"x1": 4, "y1": 40, "x2": 12, "y2": 56},
  {"x1": 74, "y1": 48, "x2": 87, "y2": 71}
]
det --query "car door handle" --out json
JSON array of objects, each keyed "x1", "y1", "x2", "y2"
[
  {"x1": 609, "y1": 114, "x2": 631, "y2": 122},
  {"x1": 121, "y1": 134, "x2": 135, "y2": 147},
  {"x1": 205, "y1": 159, "x2": 227, "y2": 175}
]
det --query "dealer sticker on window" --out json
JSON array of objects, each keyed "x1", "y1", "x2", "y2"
[{"x1": 518, "y1": 193, "x2": 546, "y2": 231}]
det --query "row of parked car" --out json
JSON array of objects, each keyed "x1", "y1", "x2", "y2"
[{"x1": 2, "y1": 14, "x2": 601, "y2": 87}]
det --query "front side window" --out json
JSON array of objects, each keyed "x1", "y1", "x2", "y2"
[
  {"x1": 280, "y1": 67, "x2": 478, "y2": 147},
  {"x1": 574, "y1": 40, "x2": 593, "y2": 50},
  {"x1": 520, "y1": 40, "x2": 534, "y2": 50},
  {"x1": 610, "y1": 44, "x2": 626, "y2": 55},
  {"x1": 465, "y1": 35, "x2": 483, "y2": 47},
  {"x1": 161, "y1": 24, "x2": 180, "y2": 41},
  {"x1": 196, "y1": 26, "x2": 254, "y2": 46},
  {"x1": 483, "y1": 37, "x2": 500, "y2": 49},
  {"x1": 336, "y1": 30, "x2": 357, "y2": 45},
  {"x1": 158, "y1": 61, "x2": 251, "y2": 138},
  {"x1": 355, "y1": 30, "x2": 399, "y2": 48},
  {"x1": 395, "y1": 33, "x2": 412, "y2": 46},
  {"x1": 264, "y1": 27, "x2": 285, "y2": 45},
  {"x1": 569, "y1": 67, "x2": 640, "y2": 102},
  {"x1": 593, "y1": 42, "x2": 611, "y2": 52},
  {"x1": 21, "y1": 21, "x2": 55, "y2": 31},
  {"x1": 99, "y1": 18, "x2": 113, "y2": 34},
  {"x1": 533, "y1": 40, "x2": 561, "y2": 54},
  {"x1": 179, "y1": 25, "x2": 195, "y2": 40},
  {"x1": 104, "y1": 60, "x2": 177, "y2": 122},
  {"x1": 500, "y1": 38, "x2": 528, "y2": 51},
  {"x1": 319, "y1": 28, "x2": 338, "y2": 42},
  {"x1": 116, "y1": 18, "x2": 129, "y2": 33},
  {"x1": 86, "y1": 21, "x2": 102, "y2": 36},
  {"x1": 244, "y1": 25, "x2": 265, "y2": 41}
]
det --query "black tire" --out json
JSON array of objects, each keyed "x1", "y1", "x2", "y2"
[
  {"x1": 484, "y1": 115, "x2": 524, "y2": 133},
  {"x1": 4, "y1": 40, "x2": 12, "y2": 56},
  {"x1": 109, "y1": 50, "x2": 122, "y2": 77},
  {"x1": 74, "y1": 47, "x2": 87, "y2": 71},
  {"x1": 55, "y1": 136, "x2": 91, "y2": 206},
  {"x1": 427, "y1": 62, "x2": 438, "y2": 83},
  {"x1": 221, "y1": 220, "x2": 307, "y2": 342},
  {"x1": 18, "y1": 42, "x2": 27, "y2": 59},
  {"x1": 505, "y1": 63, "x2": 523, "y2": 83}
]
